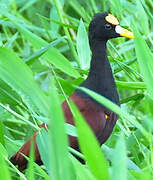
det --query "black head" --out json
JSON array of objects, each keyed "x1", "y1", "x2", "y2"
[{"x1": 89, "y1": 12, "x2": 134, "y2": 43}]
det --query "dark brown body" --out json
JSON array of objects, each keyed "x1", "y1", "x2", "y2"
[{"x1": 10, "y1": 92, "x2": 118, "y2": 171}]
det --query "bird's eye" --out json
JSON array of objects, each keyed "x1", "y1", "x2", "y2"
[{"x1": 104, "y1": 23, "x2": 112, "y2": 30}]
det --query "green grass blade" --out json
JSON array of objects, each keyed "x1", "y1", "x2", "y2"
[
  {"x1": 6, "y1": 16, "x2": 80, "y2": 78},
  {"x1": 116, "y1": 81, "x2": 146, "y2": 90},
  {"x1": 37, "y1": 77, "x2": 73, "y2": 179},
  {"x1": 0, "y1": 143, "x2": 11, "y2": 180},
  {"x1": 53, "y1": 0, "x2": 79, "y2": 64},
  {"x1": 27, "y1": 140, "x2": 35, "y2": 180},
  {"x1": 0, "y1": 120, "x2": 5, "y2": 147},
  {"x1": 70, "y1": 102, "x2": 109, "y2": 180},
  {"x1": 77, "y1": 19, "x2": 91, "y2": 69},
  {"x1": 0, "y1": 79, "x2": 22, "y2": 105},
  {"x1": 48, "y1": 77, "x2": 72, "y2": 180},
  {"x1": 24, "y1": 36, "x2": 66, "y2": 65},
  {"x1": 80, "y1": 87, "x2": 147, "y2": 136},
  {"x1": 136, "y1": 0, "x2": 149, "y2": 35},
  {"x1": 133, "y1": 24, "x2": 153, "y2": 98},
  {"x1": 36, "y1": 129, "x2": 52, "y2": 175}
]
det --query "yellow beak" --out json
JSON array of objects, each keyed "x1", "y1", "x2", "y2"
[{"x1": 115, "y1": 25, "x2": 134, "y2": 39}]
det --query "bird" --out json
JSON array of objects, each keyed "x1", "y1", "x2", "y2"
[{"x1": 10, "y1": 12, "x2": 134, "y2": 171}]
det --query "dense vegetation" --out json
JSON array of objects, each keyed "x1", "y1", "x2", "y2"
[{"x1": 0, "y1": 0, "x2": 152, "y2": 179}]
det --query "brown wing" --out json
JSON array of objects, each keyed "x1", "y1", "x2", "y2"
[
  {"x1": 63, "y1": 93, "x2": 108, "y2": 148},
  {"x1": 10, "y1": 123, "x2": 46, "y2": 171}
]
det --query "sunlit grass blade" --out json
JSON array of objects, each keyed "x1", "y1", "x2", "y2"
[
  {"x1": 0, "y1": 143, "x2": 11, "y2": 180},
  {"x1": 70, "y1": 102, "x2": 109, "y2": 180},
  {"x1": 77, "y1": 19, "x2": 91, "y2": 69},
  {"x1": 116, "y1": 81, "x2": 146, "y2": 90},
  {"x1": 133, "y1": 24, "x2": 153, "y2": 98},
  {"x1": 38, "y1": 77, "x2": 72, "y2": 180},
  {"x1": 80, "y1": 87, "x2": 147, "y2": 136},
  {"x1": 27, "y1": 141, "x2": 35, "y2": 180}
]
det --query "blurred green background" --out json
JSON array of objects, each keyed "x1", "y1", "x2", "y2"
[{"x1": 0, "y1": 0, "x2": 152, "y2": 179}]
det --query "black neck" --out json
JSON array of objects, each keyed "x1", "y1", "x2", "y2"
[{"x1": 78, "y1": 40, "x2": 119, "y2": 105}]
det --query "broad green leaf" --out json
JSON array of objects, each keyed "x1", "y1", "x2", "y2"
[
  {"x1": 70, "y1": 102, "x2": 109, "y2": 180},
  {"x1": 0, "y1": 47, "x2": 49, "y2": 116},
  {"x1": 77, "y1": 19, "x2": 91, "y2": 69}
]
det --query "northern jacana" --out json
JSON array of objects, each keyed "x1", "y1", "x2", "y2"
[{"x1": 10, "y1": 12, "x2": 134, "y2": 171}]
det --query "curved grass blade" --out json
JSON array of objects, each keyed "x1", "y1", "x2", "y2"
[
  {"x1": 37, "y1": 78, "x2": 72, "y2": 180},
  {"x1": 4, "y1": 12, "x2": 80, "y2": 78},
  {"x1": 116, "y1": 81, "x2": 146, "y2": 90},
  {"x1": 0, "y1": 143, "x2": 11, "y2": 180},
  {"x1": 24, "y1": 36, "x2": 66, "y2": 65},
  {"x1": 77, "y1": 19, "x2": 90, "y2": 70},
  {"x1": 70, "y1": 102, "x2": 109, "y2": 180},
  {"x1": 80, "y1": 87, "x2": 147, "y2": 137},
  {"x1": 133, "y1": 24, "x2": 153, "y2": 98},
  {"x1": 111, "y1": 134, "x2": 127, "y2": 180},
  {"x1": 48, "y1": 77, "x2": 72, "y2": 180}
]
